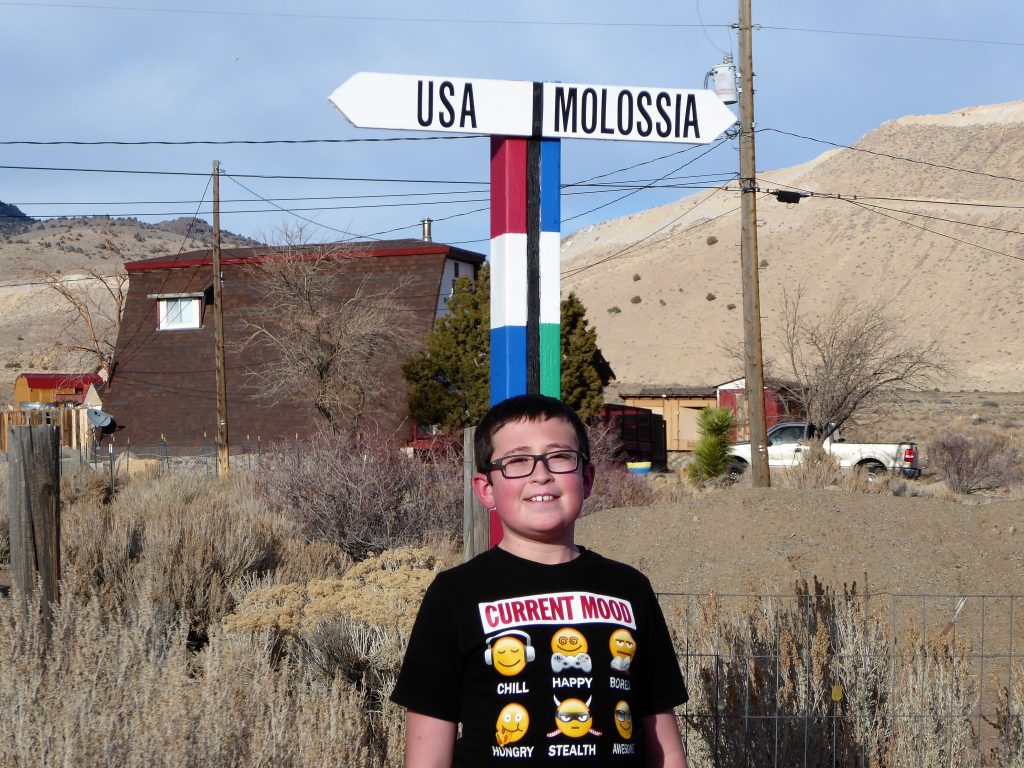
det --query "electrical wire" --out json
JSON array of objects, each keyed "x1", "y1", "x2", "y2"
[
  {"x1": 0, "y1": 136, "x2": 482, "y2": 146},
  {"x1": 563, "y1": 139, "x2": 732, "y2": 223},
  {"x1": 760, "y1": 127, "x2": 1024, "y2": 185},
  {"x1": 0, "y1": 3, "x2": 729, "y2": 29},
  {"x1": 563, "y1": 185, "x2": 738, "y2": 278}
]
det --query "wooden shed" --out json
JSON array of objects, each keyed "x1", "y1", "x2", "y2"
[
  {"x1": 618, "y1": 385, "x2": 718, "y2": 452},
  {"x1": 13, "y1": 372, "x2": 103, "y2": 408}
]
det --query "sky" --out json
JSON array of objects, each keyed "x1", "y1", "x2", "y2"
[{"x1": 1, "y1": 1, "x2": 1022, "y2": 252}]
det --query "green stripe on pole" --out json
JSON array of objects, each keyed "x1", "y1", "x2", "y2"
[{"x1": 539, "y1": 322, "x2": 560, "y2": 398}]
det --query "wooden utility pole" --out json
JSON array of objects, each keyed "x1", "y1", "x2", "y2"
[
  {"x1": 738, "y1": 0, "x2": 771, "y2": 486},
  {"x1": 212, "y1": 161, "x2": 230, "y2": 475},
  {"x1": 8, "y1": 425, "x2": 61, "y2": 636}
]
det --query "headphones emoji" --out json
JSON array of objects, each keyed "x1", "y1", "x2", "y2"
[{"x1": 484, "y1": 630, "x2": 536, "y2": 665}]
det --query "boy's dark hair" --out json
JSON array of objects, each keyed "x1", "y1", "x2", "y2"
[{"x1": 474, "y1": 394, "x2": 591, "y2": 473}]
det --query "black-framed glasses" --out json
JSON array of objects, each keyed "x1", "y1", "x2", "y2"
[{"x1": 487, "y1": 449, "x2": 584, "y2": 479}]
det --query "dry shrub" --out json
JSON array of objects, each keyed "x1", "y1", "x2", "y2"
[
  {"x1": 0, "y1": 588, "x2": 404, "y2": 767},
  {"x1": 256, "y1": 429, "x2": 462, "y2": 560},
  {"x1": 0, "y1": 460, "x2": 8, "y2": 564},
  {"x1": 774, "y1": 443, "x2": 843, "y2": 490},
  {"x1": 930, "y1": 433, "x2": 1023, "y2": 494},
  {"x1": 676, "y1": 578, "x2": 985, "y2": 767},
  {"x1": 224, "y1": 545, "x2": 447, "y2": 639},
  {"x1": 583, "y1": 421, "x2": 655, "y2": 515},
  {"x1": 991, "y1": 663, "x2": 1024, "y2": 767},
  {"x1": 61, "y1": 471, "x2": 294, "y2": 637}
]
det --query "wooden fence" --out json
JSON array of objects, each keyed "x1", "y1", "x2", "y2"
[{"x1": 0, "y1": 407, "x2": 93, "y2": 454}]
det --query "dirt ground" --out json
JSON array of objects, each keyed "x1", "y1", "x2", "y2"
[{"x1": 576, "y1": 487, "x2": 1024, "y2": 598}]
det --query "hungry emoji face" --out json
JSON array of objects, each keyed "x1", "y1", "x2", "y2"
[
  {"x1": 492, "y1": 635, "x2": 528, "y2": 676},
  {"x1": 496, "y1": 703, "x2": 530, "y2": 745},
  {"x1": 609, "y1": 628, "x2": 636, "y2": 666},
  {"x1": 554, "y1": 696, "x2": 593, "y2": 738},
  {"x1": 551, "y1": 627, "x2": 588, "y2": 656},
  {"x1": 613, "y1": 700, "x2": 633, "y2": 739}
]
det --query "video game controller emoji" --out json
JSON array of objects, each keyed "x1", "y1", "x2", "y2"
[{"x1": 551, "y1": 652, "x2": 592, "y2": 674}]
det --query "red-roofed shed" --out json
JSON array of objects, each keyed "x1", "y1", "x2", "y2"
[{"x1": 13, "y1": 372, "x2": 103, "y2": 407}]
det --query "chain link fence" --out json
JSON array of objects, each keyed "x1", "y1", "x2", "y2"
[{"x1": 659, "y1": 589, "x2": 1021, "y2": 767}]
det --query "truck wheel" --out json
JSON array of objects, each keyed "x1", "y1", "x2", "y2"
[
  {"x1": 728, "y1": 459, "x2": 749, "y2": 481},
  {"x1": 860, "y1": 461, "x2": 887, "y2": 483}
]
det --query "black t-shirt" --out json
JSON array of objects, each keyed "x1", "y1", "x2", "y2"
[{"x1": 391, "y1": 546, "x2": 688, "y2": 766}]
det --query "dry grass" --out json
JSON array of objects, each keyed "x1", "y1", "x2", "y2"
[
  {"x1": 671, "y1": 578, "x2": 993, "y2": 767},
  {"x1": 1, "y1": 451, "x2": 1020, "y2": 766}
]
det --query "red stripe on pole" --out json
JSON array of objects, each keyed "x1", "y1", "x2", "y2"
[{"x1": 490, "y1": 136, "x2": 528, "y2": 237}]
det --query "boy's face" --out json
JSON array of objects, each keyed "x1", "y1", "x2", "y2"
[{"x1": 473, "y1": 416, "x2": 595, "y2": 548}]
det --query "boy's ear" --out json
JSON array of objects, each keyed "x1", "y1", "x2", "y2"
[
  {"x1": 471, "y1": 471, "x2": 496, "y2": 510},
  {"x1": 581, "y1": 462, "x2": 596, "y2": 500}
]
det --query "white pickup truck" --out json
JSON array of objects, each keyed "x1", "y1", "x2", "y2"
[{"x1": 728, "y1": 422, "x2": 921, "y2": 480}]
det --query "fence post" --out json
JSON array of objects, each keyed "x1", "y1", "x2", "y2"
[
  {"x1": 463, "y1": 427, "x2": 489, "y2": 561},
  {"x1": 7, "y1": 424, "x2": 61, "y2": 635}
]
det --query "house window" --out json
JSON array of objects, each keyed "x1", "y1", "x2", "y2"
[{"x1": 158, "y1": 296, "x2": 202, "y2": 330}]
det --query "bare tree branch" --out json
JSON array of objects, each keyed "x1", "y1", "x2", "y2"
[
  {"x1": 20, "y1": 264, "x2": 128, "y2": 376},
  {"x1": 770, "y1": 286, "x2": 947, "y2": 440},
  {"x1": 234, "y1": 235, "x2": 421, "y2": 433}
]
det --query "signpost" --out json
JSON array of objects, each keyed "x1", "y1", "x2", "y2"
[
  {"x1": 329, "y1": 72, "x2": 736, "y2": 145},
  {"x1": 330, "y1": 71, "x2": 737, "y2": 547}
]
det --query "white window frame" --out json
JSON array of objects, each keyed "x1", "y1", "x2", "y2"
[{"x1": 151, "y1": 294, "x2": 203, "y2": 330}]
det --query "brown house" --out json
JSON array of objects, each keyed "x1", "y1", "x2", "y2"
[{"x1": 102, "y1": 240, "x2": 484, "y2": 448}]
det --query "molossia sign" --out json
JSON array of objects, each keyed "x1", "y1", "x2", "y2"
[{"x1": 329, "y1": 72, "x2": 735, "y2": 145}]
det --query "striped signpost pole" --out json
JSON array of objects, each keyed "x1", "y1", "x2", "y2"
[
  {"x1": 329, "y1": 72, "x2": 736, "y2": 546},
  {"x1": 488, "y1": 134, "x2": 561, "y2": 545}
]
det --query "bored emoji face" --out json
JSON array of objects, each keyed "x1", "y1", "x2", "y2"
[{"x1": 609, "y1": 628, "x2": 636, "y2": 671}]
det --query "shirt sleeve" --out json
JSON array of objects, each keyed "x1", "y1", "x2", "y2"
[
  {"x1": 631, "y1": 583, "x2": 688, "y2": 717},
  {"x1": 390, "y1": 574, "x2": 463, "y2": 722}
]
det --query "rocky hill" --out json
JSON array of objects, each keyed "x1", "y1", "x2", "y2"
[
  {"x1": 0, "y1": 214, "x2": 258, "y2": 388},
  {"x1": 561, "y1": 101, "x2": 1024, "y2": 393}
]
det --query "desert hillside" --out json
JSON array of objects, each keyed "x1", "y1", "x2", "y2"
[
  {"x1": 0, "y1": 214, "x2": 257, "y2": 382},
  {"x1": 561, "y1": 101, "x2": 1024, "y2": 392}
]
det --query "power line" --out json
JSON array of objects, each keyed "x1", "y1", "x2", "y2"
[
  {"x1": 0, "y1": 163, "x2": 486, "y2": 184},
  {"x1": 760, "y1": 127, "x2": 1024, "y2": 184},
  {"x1": 0, "y1": 136, "x2": 481, "y2": 146},
  {"x1": 758, "y1": 25, "x2": 1024, "y2": 48},
  {"x1": 563, "y1": 185, "x2": 739, "y2": 278},
  {"x1": 563, "y1": 139, "x2": 733, "y2": 223},
  {"x1": 0, "y1": 2, "x2": 727, "y2": 29},
  {"x1": 838, "y1": 197, "x2": 1024, "y2": 264}
]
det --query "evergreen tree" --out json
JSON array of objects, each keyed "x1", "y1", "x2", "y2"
[
  {"x1": 403, "y1": 265, "x2": 490, "y2": 431},
  {"x1": 404, "y1": 269, "x2": 611, "y2": 430},
  {"x1": 687, "y1": 407, "x2": 736, "y2": 483},
  {"x1": 560, "y1": 292, "x2": 612, "y2": 421}
]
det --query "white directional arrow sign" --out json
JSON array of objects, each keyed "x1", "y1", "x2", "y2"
[
  {"x1": 329, "y1": 72, "x2": 736, "y2": 144},
  {"x1": 540, "y1": 81, "x2": 736, "y2": 144},
  {"x1": 329, "y1": 72, "x2": 534, "y2": 136}
]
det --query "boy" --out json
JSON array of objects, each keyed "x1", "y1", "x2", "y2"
[{"x1": 391, "y1": 394, "x2": 689, "y2": 767}]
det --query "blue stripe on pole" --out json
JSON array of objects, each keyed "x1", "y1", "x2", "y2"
[
  {"x1": 490, "y1": 325, "x2": 527, "y2": 405},
  {"x1": 540, "y1": 139, "x2": 561, "y2": 232}
]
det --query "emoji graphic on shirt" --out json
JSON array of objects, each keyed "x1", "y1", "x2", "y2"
[
  {"x1": 496, "y1": 703, "x2": 530, "y2": 746},
  {"x1": 550, "y1": 627, "x2": 592, "y2": 673},
  {"x1": 609, "y1": 628, "x2": 636, "y2": 672},
  {"x1": 485, "y1": 630, "x2": 536, "y2": 677},
  {"x1": 549, "y1": 695, "x2": 602, "y2": 738},
  {"x1": 613, "y1": 700, "x2": 633, "y2": 739}
]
